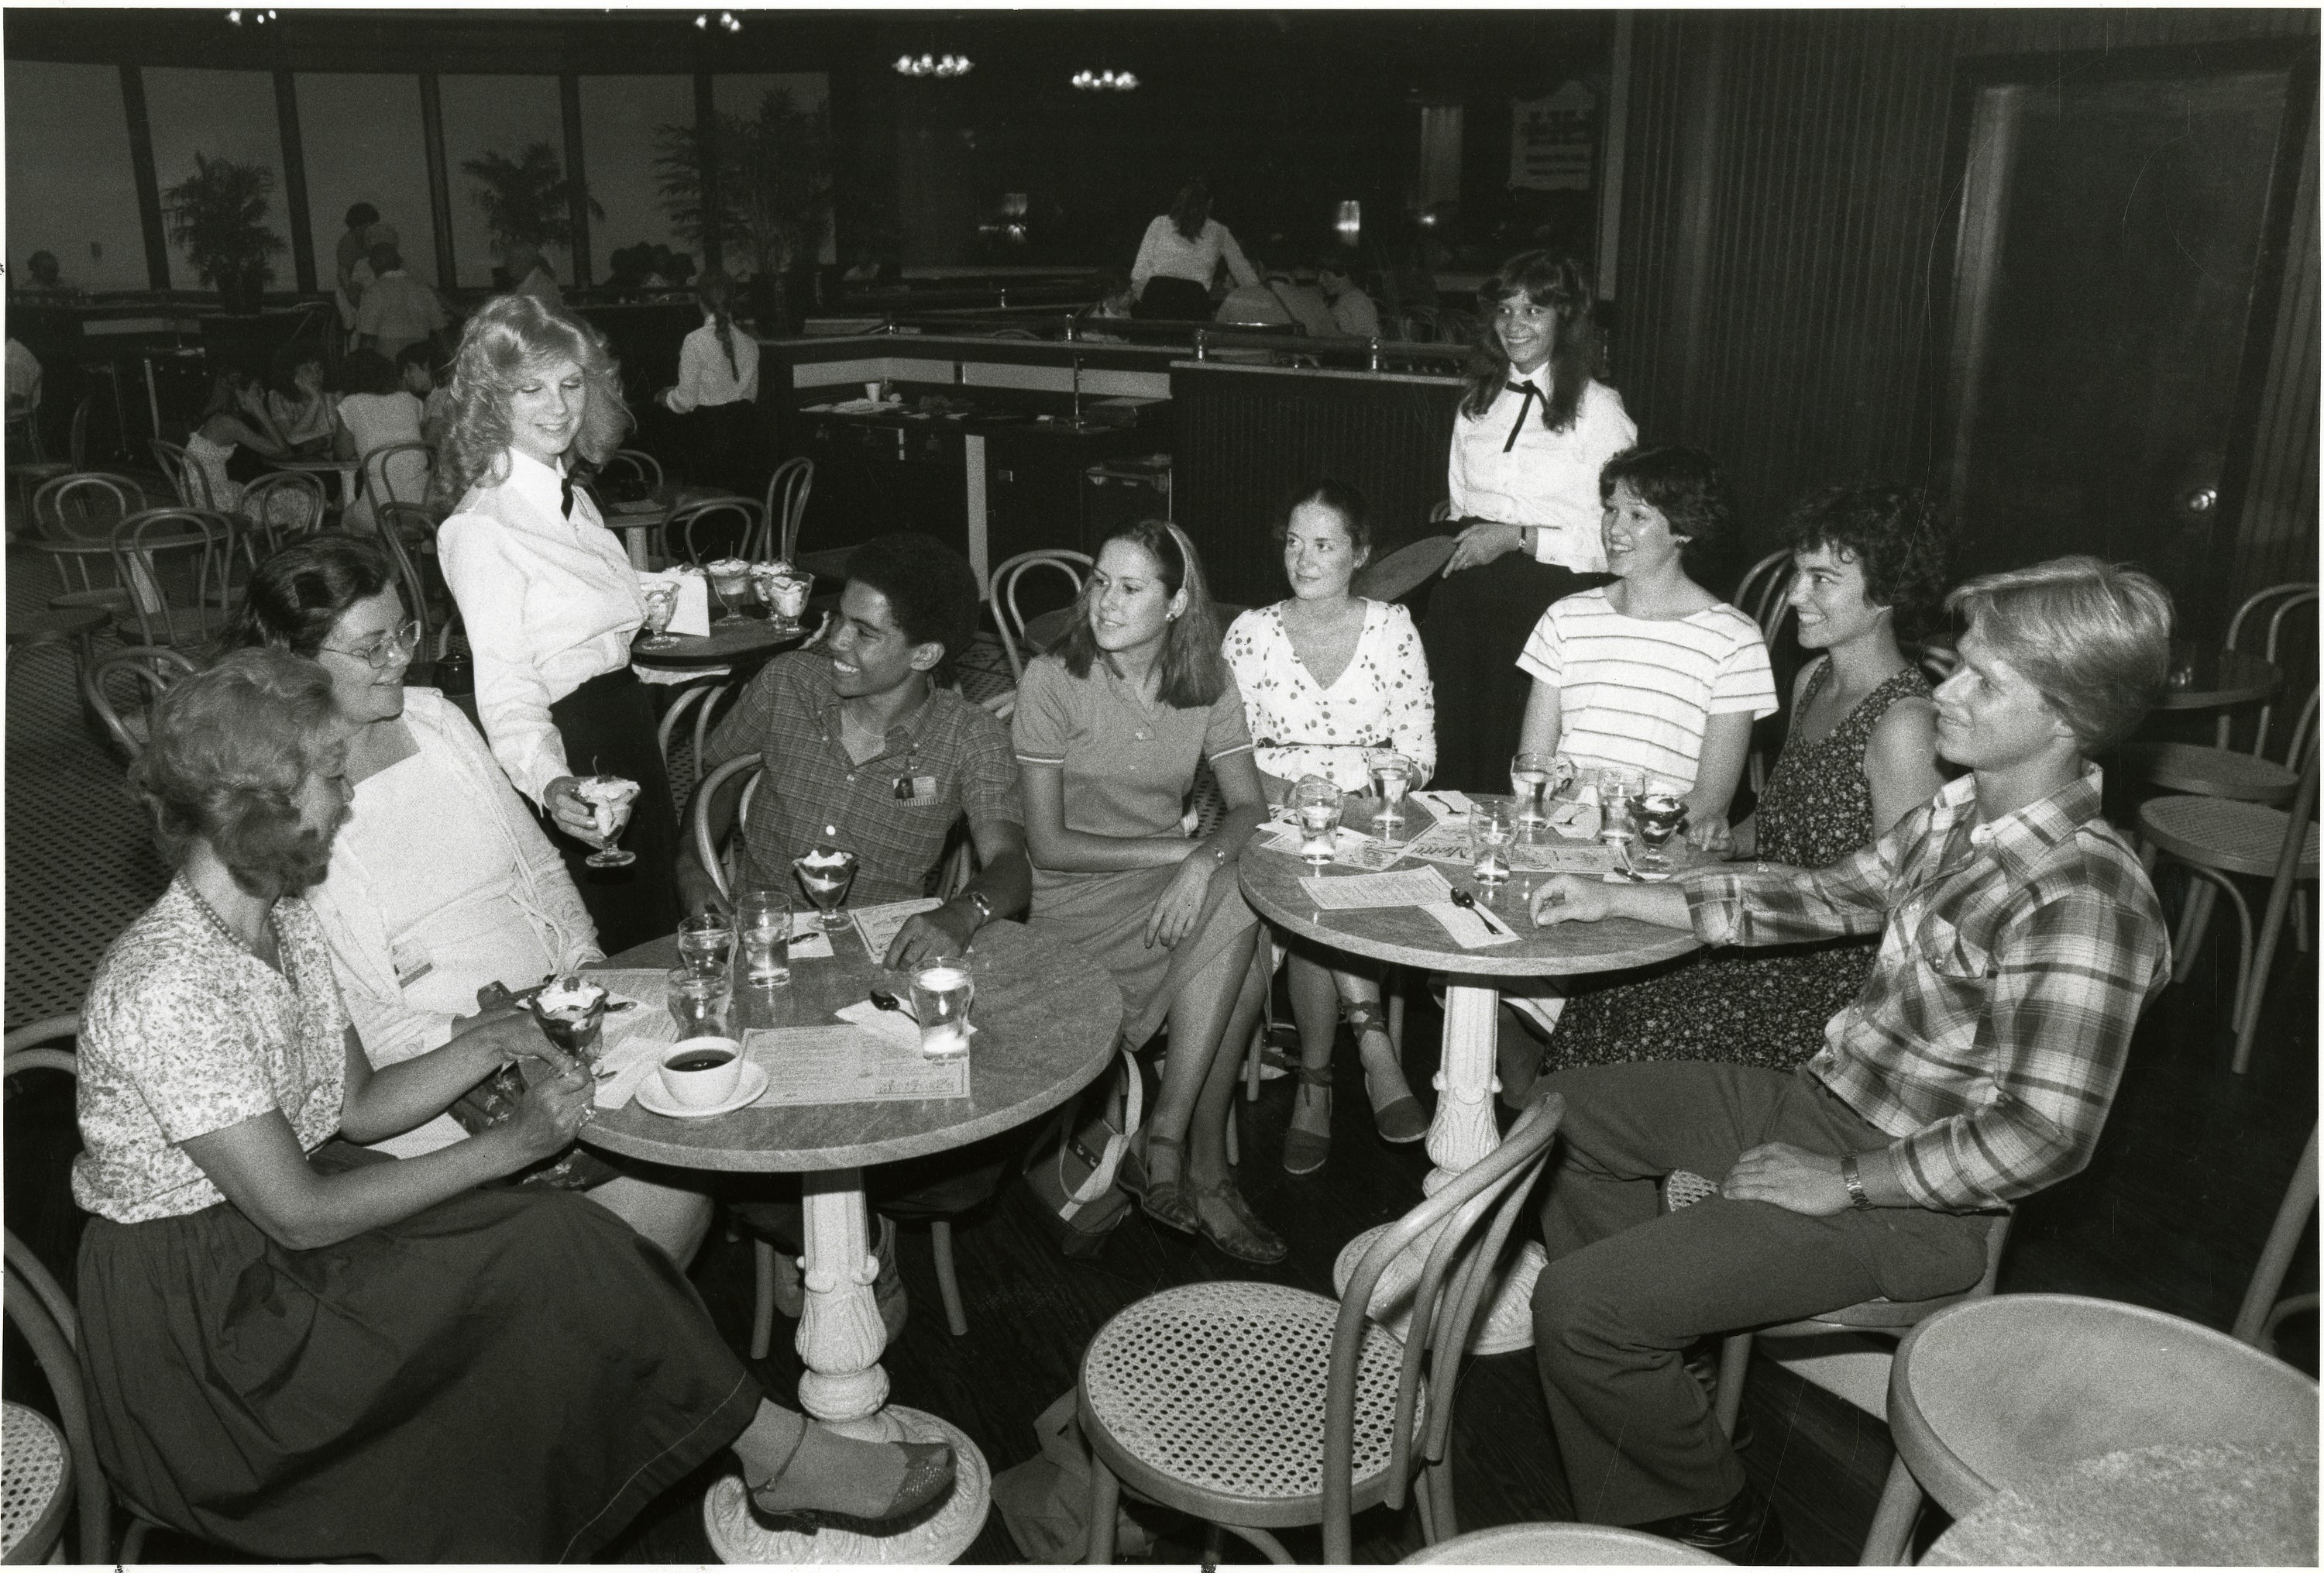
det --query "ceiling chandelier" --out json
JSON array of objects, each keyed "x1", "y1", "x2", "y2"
[
  {"x1": 695, "y1": 12, "x2": 742, "y2": 33},
  {"x1": 1071, "y1": 68, "x2": 1138, "y2": 91},
  {"x1": 895, "y1": 53, "x2": 973, "y2": 78}
]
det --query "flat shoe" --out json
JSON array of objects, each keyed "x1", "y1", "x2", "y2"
[
  {"x1": 748, "y1": 1439, "x2": 957, "y2": 1533},
  {"x1": 1189, "y1": 1179, "x2": 1287, "y2": 1265},
  {"x1": 1370, "y1": 1093, "x2": 1428, "y2": 1145}
]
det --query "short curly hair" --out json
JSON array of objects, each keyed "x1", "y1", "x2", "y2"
[
  {"x1": 432, "y1": 294, "x2": 631, "y2": 508},
  {"x1": 844, "y1": 534, "x2": 982, "y2": 687},
  {"x1": 132, "y1": 649, "x2": 348, "y2": 897},
  {"x1": 218, "y1": 536, "x2": 399, "y2": 660},
  {"x1": 1598, "y1": 445, "x2": 1734, "y2": 563},
  {"x1": 1783, "y1": 482, "x2": 1954, "y2": 635}
]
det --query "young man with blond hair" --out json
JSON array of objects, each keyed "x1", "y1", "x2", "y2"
[{"x1": 1521, "y1": 555, "x2": 2176, "y2": 1562}]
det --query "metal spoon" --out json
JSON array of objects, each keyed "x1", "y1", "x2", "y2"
[
  {"x1": 1449, "y1": 887, "x2": 1511, "y2": 936},
  {"x1": 868, "y1": 988, "x2": 920, "y2": 1023}
]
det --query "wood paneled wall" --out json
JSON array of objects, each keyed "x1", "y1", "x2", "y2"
[{"x1": 1611, "y1": 9, "x2": 2319, "y2": 624}]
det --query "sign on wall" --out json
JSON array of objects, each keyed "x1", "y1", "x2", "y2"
[{"x1": 1510, "y1": 81, "x2": 1596, "y2": 191}]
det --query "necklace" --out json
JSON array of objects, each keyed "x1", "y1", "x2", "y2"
[{"x1": 182, "y1": 875, "x2": 280, "y2": 970}]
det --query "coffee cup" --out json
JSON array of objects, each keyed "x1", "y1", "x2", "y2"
[{"x1": 659, "y1": 1036, "x2": 744, "y2": 1107}]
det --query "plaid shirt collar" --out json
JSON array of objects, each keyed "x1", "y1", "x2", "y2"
[
  {"x1": 1935, "y1": 762, "x2": 2107, "y2": 881},
  {"x1": 811, "y1": 676, "x2": 938, "y2": 767}
]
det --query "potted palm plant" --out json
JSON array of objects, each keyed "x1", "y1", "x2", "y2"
[
  {"x1": 655, "y1": 88, "x2": 834, "y2": 329},
  {"x1": 163, "y1": 153, "x2": 286, "y2": 315},
  {"x1": 462, "y1": 143, "x2": 600, "y2": 284}
]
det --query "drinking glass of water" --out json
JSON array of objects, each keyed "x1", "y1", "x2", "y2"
[
  {"x1": 908, "y1": 957, "x2": 977, "y2": 1061},
  {"x1": 1510, "y1": 751, "x2": 1558, "y2": 833},
  {"x1": 1472, "y1": 800, "x2": 1515, "y2": 886},
  {"x1": 665, "y1": 967, "x2": 731, "y2": 1039},
  {"x1": 735, "y1": 887, "x2": 792, "y2": 987},
  {"x1": 1597, "y1": 768, "x2": 1644, "y2": 850},
  {"x1": 676, "y1": 910, "x2": 734, "y2": 979},
  {"x1": 1291, "y1": 776, "x2": 1343, "y2": 869},
  {"x1": 1365, "y1": 749, "x2": 1414, "y2": 842}
]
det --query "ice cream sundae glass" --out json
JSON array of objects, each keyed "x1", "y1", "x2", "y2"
[{"x1": 573, "y1": 773, "x2": 640, "y2": 868}]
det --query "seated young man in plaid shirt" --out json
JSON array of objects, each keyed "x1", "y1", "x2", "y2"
[
  {"x1": 1521, "y1": 556, "x2": 2175, "y2": 1563},
  {"x1": 679, "y1": 535, "x2": 1034, "y2": 1322}
]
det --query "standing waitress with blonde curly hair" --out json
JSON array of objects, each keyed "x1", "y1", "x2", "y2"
[{"x1": 435, "y1": 294, "x2": 679, "y2": 951}]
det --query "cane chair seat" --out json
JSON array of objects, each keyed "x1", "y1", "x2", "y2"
[
  {"x1": 1402, "y1": 1521, "x2": 1724, "y2": 1564},
  {"x1": 0, "y1": 1401, "x2": 70, "y2": 1564},
  {"x1": 2140, "y1": 794, "x2": 2319, "y2": 880},
  {"x1": 2123, "y1": 742, "x2": 2300, "y2": 805},
  {"x1": 1081, "y1": 1279, "x2": 1418, "y2": 1522}
]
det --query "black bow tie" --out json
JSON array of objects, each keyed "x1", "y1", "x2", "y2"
[
  {"x1": 559, "y1": 473, "x2": 576, "y2": 519},
  {"x1": 1503, "y1": 381, "x2": 1542, "y2": 453}
]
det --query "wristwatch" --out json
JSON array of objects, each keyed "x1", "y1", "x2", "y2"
[
  {"x1": 1841, "y1": 1154, "x2": 1872, "y2": 1211},
  {"x1": 962, "y1": 889, "x2": 995, "y2": 930}
]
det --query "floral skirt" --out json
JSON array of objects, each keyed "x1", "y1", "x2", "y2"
[{"x1": 1547, "y1": 935, "x2": 1879, "y2": 1072}]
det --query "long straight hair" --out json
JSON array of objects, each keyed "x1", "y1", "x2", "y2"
[
  {"x1": 698, "y1": 270, "x2": 740, "y2": 380},
  {"x1": 1056, "y1": 518, "x2": 1228, "y2": 709},
  {"x1": 1167, "y1": 178, "x2": 1214, "y2": 244},
  {"x1": 1459, "y1": 251, "x2": 1597, "y2": 432}
]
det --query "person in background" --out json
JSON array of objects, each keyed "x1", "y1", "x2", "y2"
[
  {"x1": 1014, "y1": 520, "x2": 1282, "y2": 1262},
  {"x1": 356, "y1": 242, "x2": 449, "y2": 363},
  {"x1": 22, "y1": 250, "x2": 74, "y2": 298},
  {"x1": 1520, "y1": 556, "x2": 2174, "y2": 1562},
  {"x1": 218, "y1": 537, "x2": 713, "y2": 1262},
  {"x1": 1221, "y1": 479, "x2": 1433, "y2": 1172},
  {"x1": 332, "y1": 349, "x2": 427, "y2": 534},
  {"x1": 180, "y1": 373, "x2": 317, "y2": 534},
  {"x1": 658, "y1": 270, "x2": 760, "y2": 494},
  {"x1": 1519, "y1": 482, "x2": 1948, "y2": 1093},
  {"x1": 1422, "y1": 252, "x2": 1636, "y2": 790},
  {"x1": 505, "y1": 240, "x2": 565, "y2": 309},
  {"x1": 6, "y1": 336, "x2": 42, "y2": 421},
  {"x1": 333, "y1": 202, "x2": 380, "y2": 333},
  {"x1": 70, "y1": 649, "x2": 954, "y2": 1561},
  {"x1": 1130, "y1": 177, "x2": 1259, "y2": 321},
  {"x1": 1076, "y1": 269, "x2": 1136, "y2": 342},
  {"x1": 1267, "y1": 265, "x2": 1338, "y2": 339},
  {"x1": 398, "y1": 342, "x2": 452, "y2": 449},
  {"x1": 435, "y1": 294, "x2": 679, "y2": 952},
  {"x1": 1318, "y1": 259, "x2": 1383, "y2": 339},
  {"x1": 258, "y1": 343, "x2": 338, "y2": 456}
]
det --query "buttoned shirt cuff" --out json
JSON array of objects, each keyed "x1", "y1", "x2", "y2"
[{"x1": 1679, "y1": 873, "x2": 1742, "y2": 946}]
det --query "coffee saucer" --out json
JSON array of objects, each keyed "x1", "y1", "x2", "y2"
[{"x1": 634, "y1": 1061, "x2": 768, "y2": 1119}]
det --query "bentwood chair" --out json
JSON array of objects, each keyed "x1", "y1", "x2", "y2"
[
  {"x1": 763, "y1": 456, "x2": 815, "y2": 564},
  {"x1": 990, "y1": 549, "x2": 1092, "y2": 687},
  {"x1": 7, "y1": 391, "x2": 86, "y2": 509},
  {"x1": 109, "y1": 508, "x2": 237, "y2": 651},
  {"x1": 1667, "y1": 1166, "x2": 2012, "y2": 1565},
  {"x1": 1735, "y1": 548, "x2": 1796, "y2": 642},
  {"x1": 30, "y1": 473, "x2": 147, "y2": 614},
  {"x1": 359, "y1": 441, "x2": 434, "y2": 518},
  {"x1": 2236, "y1": 1124, "x2": 2319, "y2": 1358},
  {"x1": 665, "y1": 497, "x2": 762, "y2": 567},
  {"x1": 235, "y1": 470, "x2": 328, "y2": 561},
  {"x1": 376, "y1": 503, "x2": 456, "y2": 664},
  {"x1": 2139, "y1": 731, "x2": 2319, "y2": 1073},
  {"x1": 1078, "y1": 1096, "x2": 1567, "y2": 1564},
  {"x1": 81, "y1": 645, "x2": 198, "y2": 761},
  {"x1": 1886, "y1": 1293, "x2": 2319, "y2": 1564},
  {"x1": 601, "y1": 447, "x2": 662, "y2": 500},
  {"x1": 1401, "y1": 1522, "x2": 1721, "y2": 1564},
  {"x1": 656, "y1": 675, "x2": 744, "y2": 791},
  {"x1": 2126, "y1": 585, "x2": 2315, "y2": 805},
  {"x1": 147, "y1": 439, "x2": 218, "y2": 512}
]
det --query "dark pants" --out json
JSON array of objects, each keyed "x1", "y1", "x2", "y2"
[
  {"x1": 546, "y1": 666, "x2": 682, "y2": 954},
  {"x1": 1420, "y1": 556, "x2": 1607, "y2": 793},
  {"x1": 1132, "y1": 277, "x2": 1212, "y2": 321},
  {"x1": 1529, "y1": 1062, "x2": 1992, "y2": 1526}
]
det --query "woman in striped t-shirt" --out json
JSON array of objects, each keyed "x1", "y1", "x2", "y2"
[{"x1": 1515, "y1": 446, "x2": 1776, "y2": 848}]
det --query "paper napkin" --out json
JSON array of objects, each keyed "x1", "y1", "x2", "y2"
[{"x1": 1420, "y1": 901, "x2": 1522, "y2": 948}]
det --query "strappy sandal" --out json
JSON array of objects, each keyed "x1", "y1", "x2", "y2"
[
  {"x1": 747, "y1": 1423, "x2": 958, "y2": 1534},
  {"x1": 1188, "y1": 1177, "x2": 1288, "y2": 1265},
  {"x1": 1344, "y1": 1000, "x2": 1427, "y2": 1144},
  {"x1": 1131, "y1": 1133, "x2": 1201, "y2": 1236},
  {"x1": 1281, "y1": 1062, "x2": 1333, "y2": 1176}
]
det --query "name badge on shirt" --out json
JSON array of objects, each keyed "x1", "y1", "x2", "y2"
[
  {"x1": 390, "y1": 935, "x2": 435, "y2": 986},
  {"x1": 894, "y1": 773, "x2": 940, "y2": 801}
]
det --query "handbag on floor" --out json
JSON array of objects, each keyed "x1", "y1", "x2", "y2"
[{"x1": 1022, "y1": 1043, "x2": 1143, "y2": 1259}]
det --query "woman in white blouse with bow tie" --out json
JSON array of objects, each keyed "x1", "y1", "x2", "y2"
[
  {"x1": 1420, "y1": 253, "x2": 1636, "y2": 791},
  {"x1": 436, "y1": 295, "x2": 680, "y2": 952}
]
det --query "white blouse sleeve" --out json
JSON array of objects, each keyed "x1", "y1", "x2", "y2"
[
  {"x1": 1446, "y1": 407, "x2": 1478, "y2": 521},
  {"x1": 663, "y1": 331, "x2": 711, "y2": 414},
  {"x1": 1215, "y1": 223, "x2": 1260, "y2": 290},
  {"x1": 1375, "y1": 603, "x2": 1437, "y2": 787},
  {"x1": 436, "y1": 514, "x2": 573, "y2": 807},
  {"x1": 1130, "y1": 218, "x2": 1167, "y2": 291}
]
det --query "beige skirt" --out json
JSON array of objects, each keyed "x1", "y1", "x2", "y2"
[{"x1": 1029, "y1": 861, "x2": 1257, "y2": 1047}]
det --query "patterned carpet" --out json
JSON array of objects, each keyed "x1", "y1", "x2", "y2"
[{"x1": 2, "y1": 539, "x2": 1024, "y2": 1029}]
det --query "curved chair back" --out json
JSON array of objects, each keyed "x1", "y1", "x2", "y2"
[
  {"x1": 235, "y1": 470, "x2": 328, "y2": 559},
  {"x1": 81, "y1": 645, "x2": 198, "y2": 760},
  {"x1": 374, "y1": 503, "x2": 450, "y2": 661},
  {"x1": 111, "y1": 508, "x2": 235, "y2": 649},
  {"x1": 63, "y1": 393, "x2": 93, "y2": 472},
  {"x1": 1353, "y1": 536, "x2": 1456, "y2": 606},
  {"x1": 990, "y1": 549, "x2": 1092, "y2": 684},
  {"x1": 1735, "y1": 547, "x2": 1796, "y2": 639},
  {"x1": 146, "y1": 437, "x2": 215, "y2": 511},
  {"x1": 2236, "y1": 1124, "x2": 2320, "y2": 1355},
  {"x1": 601, "y1": 447, "x2": 663, "y2": 499},
  {"x1": 1324, "y1": 1095, "x2": 1566, "y2": 1561},
  {"x1": 666, "y1": 497, "x2": 763, "y2": 567},
  {"x1": 33, "y1": 472, "x2": 146, "y2": 545},
  {"x1": 2219, "y1": 583, "x2": 2318, "y2": 757},
  {"x1": 1889, "y1": 1292, "x2": 2319, "y2": 1523},
  {"x1": 359, "y1": 440, "x2": 433, "y2": 515},
  {"x1": 690, "y1": 753, "x2": 766, "y2": 904},
  {"x1": 765, "y1": 456, "x2": 815, "y2": 564}
]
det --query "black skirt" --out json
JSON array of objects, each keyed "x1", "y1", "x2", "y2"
[
  {"x1": 75, "y1": 1146, "x2": 761, "y2": 1562},
  {"x1": 1419, "y1": 555, "x2": 1609, "y2": 793},
  {"x1": 1132, "y1": 276, "x2": 1212, "y2": 321},
  {"x1": 548, "y1": 665, "x2": 682, "y2": 952}
]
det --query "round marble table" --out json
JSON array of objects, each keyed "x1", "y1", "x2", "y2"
[
  {"x1": 1238, "y1": 796, "x2": 1701, "y2": 1352},
  {"x1": 1922, "y1": 1440, "x2": 2319, "y2": 1566},
  {"x1": 585, "y1": 918, "x2": 1122, "y2": 1564},
  {"x1": 2156, "y1": 641, "x2": 2281, "y2": 711}
]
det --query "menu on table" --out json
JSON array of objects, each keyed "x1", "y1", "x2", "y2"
[
  {"x1": 851, "y1": 897, "x2": 944, "y2": 959},
  {"x1": 1298, "y1": 864, "x2": 1456, "y2": 910},
  {"x1": 744, "y1": 1025, "x2": 970, "y2": 1104}
]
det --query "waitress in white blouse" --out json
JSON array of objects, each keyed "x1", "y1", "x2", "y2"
[
  {"x1": 1420, "y1": 253, "x2": 1636, "y2": 791},
  {"x1": 657, "y1": 270, "x2": 760, "y2": 494},
  {"x1": 435, "y1": 294, "x2": 679, "y2": 952}
]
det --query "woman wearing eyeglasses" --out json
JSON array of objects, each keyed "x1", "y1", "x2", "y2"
[
  {"x1": 1419, "y1": 253, "x2": 1637, "y2": 791},
  {"x1": 216, "y1": 538, "x2": 712, "y2": 1264}
]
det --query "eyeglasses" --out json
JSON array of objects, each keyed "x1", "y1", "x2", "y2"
[{"x1": 320, "y1": 620, "x2": 422, "y2": 670}]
